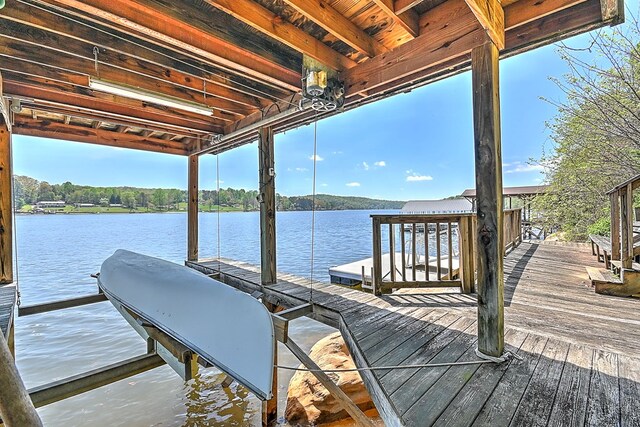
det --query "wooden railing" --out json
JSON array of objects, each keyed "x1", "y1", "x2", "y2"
[{"x1": 371, "y1": 209, "x2": 522, "y2": 295}]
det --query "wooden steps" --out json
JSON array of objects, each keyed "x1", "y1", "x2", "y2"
[
  {"x1": 609, "y1": 259, "x2": 640, "y2": 274},
  {"x1": 587, "y1": 266, "x2": 640, "y2": 297}
]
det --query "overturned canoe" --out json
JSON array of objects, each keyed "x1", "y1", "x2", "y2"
[{"x1": 99, "y1": 249, "x2": 274, "y2": 400}]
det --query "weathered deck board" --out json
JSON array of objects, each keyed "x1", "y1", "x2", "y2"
[
  {"x1": 0, "y1": 284, "x2": 16, "y2": 338},
  {"x1": 188, "y1": 242, "x2": 640, "y2": 426}
]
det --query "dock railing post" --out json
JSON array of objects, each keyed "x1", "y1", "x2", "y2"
[
  {"x1": 610, "y1": 191, "x2": 621, "y2": 262},
  {"x1": 187, "y1": 154, "x2": 199, "y2": 262},
  {"x1": 472, "y1": 41, "x2": 505, "y2": 358},
  {"x1": 372, "y1": 217, "x2": 382, "y2": 296},
  {"x1": 259, "y1": 127, "x2": 277, "y2": 285}
]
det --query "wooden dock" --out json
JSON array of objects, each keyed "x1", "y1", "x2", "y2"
[
  {"x1": 188, "y1": 242, "x2": 640, "y2": 427},
  {"x1": 0, "y1": 285, "x2": 16, "y2": 347}
]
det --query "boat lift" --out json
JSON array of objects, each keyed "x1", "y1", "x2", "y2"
[{"x1": 11, "y1": 251, "x2": 373, "y2": 426}]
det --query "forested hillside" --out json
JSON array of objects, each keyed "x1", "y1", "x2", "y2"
[{"x1": 14, "y1": 175, "x2": 404, "y2": 212}]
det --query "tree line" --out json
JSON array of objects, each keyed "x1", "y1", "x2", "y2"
[{"x1": 13, "y1": 175, "x2": 404, "y2": 212}]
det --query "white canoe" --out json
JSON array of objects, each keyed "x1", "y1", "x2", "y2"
[{"x1": 99, "y1": 249, "x2": 274, "y2": 400}]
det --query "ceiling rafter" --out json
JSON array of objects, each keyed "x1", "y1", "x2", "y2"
[
  {"x1": 13, "y1": 115, "x2": 192, "y2": 155},
  {"x1": 3, "y1": 77, "x2": 225, "y2": 133},
  {"x1": 281, "y1": 0, "x2": 388, "y2": 57},
  {"x1": 45, "y1": 0, "x2": 302, "y2": 91},
  {"x1": 0, "y1": 26, "x2": 257, "y2": 118},
  {"x1": 395, "y1": 0, "x2": 427, "y2": 14},
  {"x1": 371, "y1": 0, "x2": 420, "y2": 38},
  {"x1": 3, "y1": 0, "x2": 292, "y2": 106},
  {"x1": 202, "y1": 0, "x2": 356, "y2": 71}
]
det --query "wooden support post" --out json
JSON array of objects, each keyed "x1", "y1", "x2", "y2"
[
  {"x1": 372, "y1": 217, "x2": 382, "y2": 296},
  {"x1": 0, "y1": 335, "x2": 43, "y2": 426},
  {"x1": 259, "y1": 127, "x2": 276, "y2": 285},
  {"x1": 187, "y1": 154, "x2": 199, "y2": 262},
  {"x1": 472, "y1": 41, "x2": 504, "y2": 358},
  {"x1": 0, "y1": 120, "x2": 12, "y2": 284},
  {"x1": 610, "y1": 191, "x2": 621, "y2": 261},
  {"x1": 622, "y1": 185, "x2": 633, "y2": 269},
  {"x1": 262, "y1": 301, "x2": 278, "y2": 427}
]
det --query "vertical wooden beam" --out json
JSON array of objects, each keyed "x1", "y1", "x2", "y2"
[
  {"x1": 262, "y1": 301, "x2": 278, "y2": 427},
  {"x1": 0, "y1": 116, "x2": 12, "y2": 284},
  {"x1": 621, "y1": 185, "x2": 633, "y2": 269},
  {"x1": 372, "y1": 217, "x2": 383, "y2": 296},
  {"x1": 259, "y1": 127, "x2": 276, "y2": 285},
  {"x1": 472, "y1": 41, "x2": 504, "y2": 358},
  {"x1": 610, "y1": 191, "x2": 621, "y2": 261},
  {"x1": 0, "y1": 335, "x2": 43, "y2": 426},
  {"x1": 187, "y1": 155, "x2": 199, "y2": 262}
]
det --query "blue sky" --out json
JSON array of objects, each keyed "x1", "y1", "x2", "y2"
[{"x1": 13, "y1": 5, "x2": 638, "y2": 200}]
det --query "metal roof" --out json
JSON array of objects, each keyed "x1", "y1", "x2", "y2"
[
  {"x1": 401, "y1": 199, "x2": 473, "y2": 214},
  {"x1": 461, "y1": 185, "x2": 549, "y2": 198}
]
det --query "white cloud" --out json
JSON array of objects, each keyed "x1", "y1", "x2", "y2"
[
  {"x1": 346, "y1": 182, "x2": 361, "y2": 187},
  {"x1": 295, "y1": 167, "x2": 308, "y2": 172},
  {"x1": 362, "y1": 162, "x2": 370, "y2": 170},
  {"x1": 320, "y1": 183, "x2": 328, "y2": 187},
  {"x1": 406, "y1": 175, "x2": 433, "y2": 182},
  {"x1": 309, "y1": 154, "x2": 324, "y2": 161},
  {"x1": 374, "y1": 161, "x2": 386, "y2": 167},
  {"x1": 504, "y1": 161, "x2": 545, "y2": 174}
]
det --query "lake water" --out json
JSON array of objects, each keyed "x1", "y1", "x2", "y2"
[{"x1": 13, "y1": 210, "x2": 394, "y2": 426}]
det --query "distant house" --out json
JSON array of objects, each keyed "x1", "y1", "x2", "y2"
[
  {"x1": 109, "y1": 204, "x2": 123, "y2": 208},
  {"x1": 401, "y1": 198, "x2": 473, "y2": 214},
  {"x1": 74, "y1": 203, "x2": 95, "y2": 208},
  {"x1": 36, "y1": 201, "x2": 65, "y2": 208}
]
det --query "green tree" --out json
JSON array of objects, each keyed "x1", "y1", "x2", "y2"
[
  {"x1": 121, "y1": 191, "x2": 136, "y2": 209},
  {"x1": 152, "y1": 189, "x2": 167, "y2": 210},
  {"x1": 535, "y1": 21, "x2": 640, "y2": 240}
]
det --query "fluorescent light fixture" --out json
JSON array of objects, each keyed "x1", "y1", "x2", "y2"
[{"x1": 89, "y1": 77, "x2": 214, "y2": 116}]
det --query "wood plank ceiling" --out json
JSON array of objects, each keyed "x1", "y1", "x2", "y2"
[{"x1": 0, "y1": 0, "x2": 623, "y2": 155}]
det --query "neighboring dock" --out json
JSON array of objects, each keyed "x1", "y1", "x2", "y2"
[{"x1": 188, "y1": 242, "x2": 640, "y2": 427}]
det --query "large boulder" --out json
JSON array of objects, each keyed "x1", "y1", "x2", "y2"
[{"x1": 284, "y1": 332, "x2": 376, "y2": 425}]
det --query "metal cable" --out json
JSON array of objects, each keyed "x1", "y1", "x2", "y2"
[
  {"x1": 216, "y1": 153, "x2": 221, "y2": 273},
  {"x1": 309, "y1": 115, "x2": 318, "y2": 302}
]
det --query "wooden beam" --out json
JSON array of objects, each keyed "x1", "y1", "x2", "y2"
[
  {"x1": 0, "y1": 0, "x2": 289, "y2": 107},
  {"x1": 0, "y1": 333, "x2": 43, "y2": 426},
  {"x1": 18, "y1": 293, "x2": 107, "y2": 316},
  {"x1": 472, "y1": 41, "x2": 504, "y2": 358},
  {"x1": 0, "y1": 73, "x2": 10, "y2": 131},
  {"x1": 13, "y1": 116, "x2": 190, "y2": 156},
  {"x1": 3, "y1": 78, "x2": 224, "y2": 134},
  {"x1": 395, "y1": 0, "x2": 426, "y2": 14},
  {"x1": 610, "y1": 191, "x2": 621, "y2": 261},
  {"x1": 28, "y1": 354, "x2": 164, "y2": 408},
  {"x1": 371, "y1": 0, "x2": 420, "y2": 38},
  {"x1": 262, "y1": 302, "x2": 278, "y2": 427},
  {"x1": 203, "y1": 0, "x2": 355, "y2": 71},
  {"x1": 464, "y1": 0, "x2": 505, "y2": 50},
  {"x1": 621, "y1": 185, "x2": 633, "y2": 269},
  {"x1": 345, "y1": 0, "x2": 483, "y2": 96},
  {"x1": 281, "y1": 0, "x2": 388, "y2": 57},
  {"x1": 47, "y1": 0, "x2": 301, "y2": 91},
  {"x1": 200, "y1": 0, "x2": 609, "y2": 152},
  {"x1": 187, "y1": 155, "x2": 199, "y2": 262},
  {"x1": 0, "y1": 29, "x2": 255, "y2": 118},
  {"x1": 259, "y1": 127, "x2": 277, "y2": 285},
  {"x1": 0, "y1": 120, "x2": 12, "y2": 285}
]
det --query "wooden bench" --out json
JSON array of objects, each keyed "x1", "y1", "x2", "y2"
[{"x1": 589, "y1": 234, "x2": 612, "y2": 268}]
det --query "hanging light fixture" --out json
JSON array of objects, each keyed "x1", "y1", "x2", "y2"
[{"x1": 89, "y1": 78, "x2": 214, "y2": 116}]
